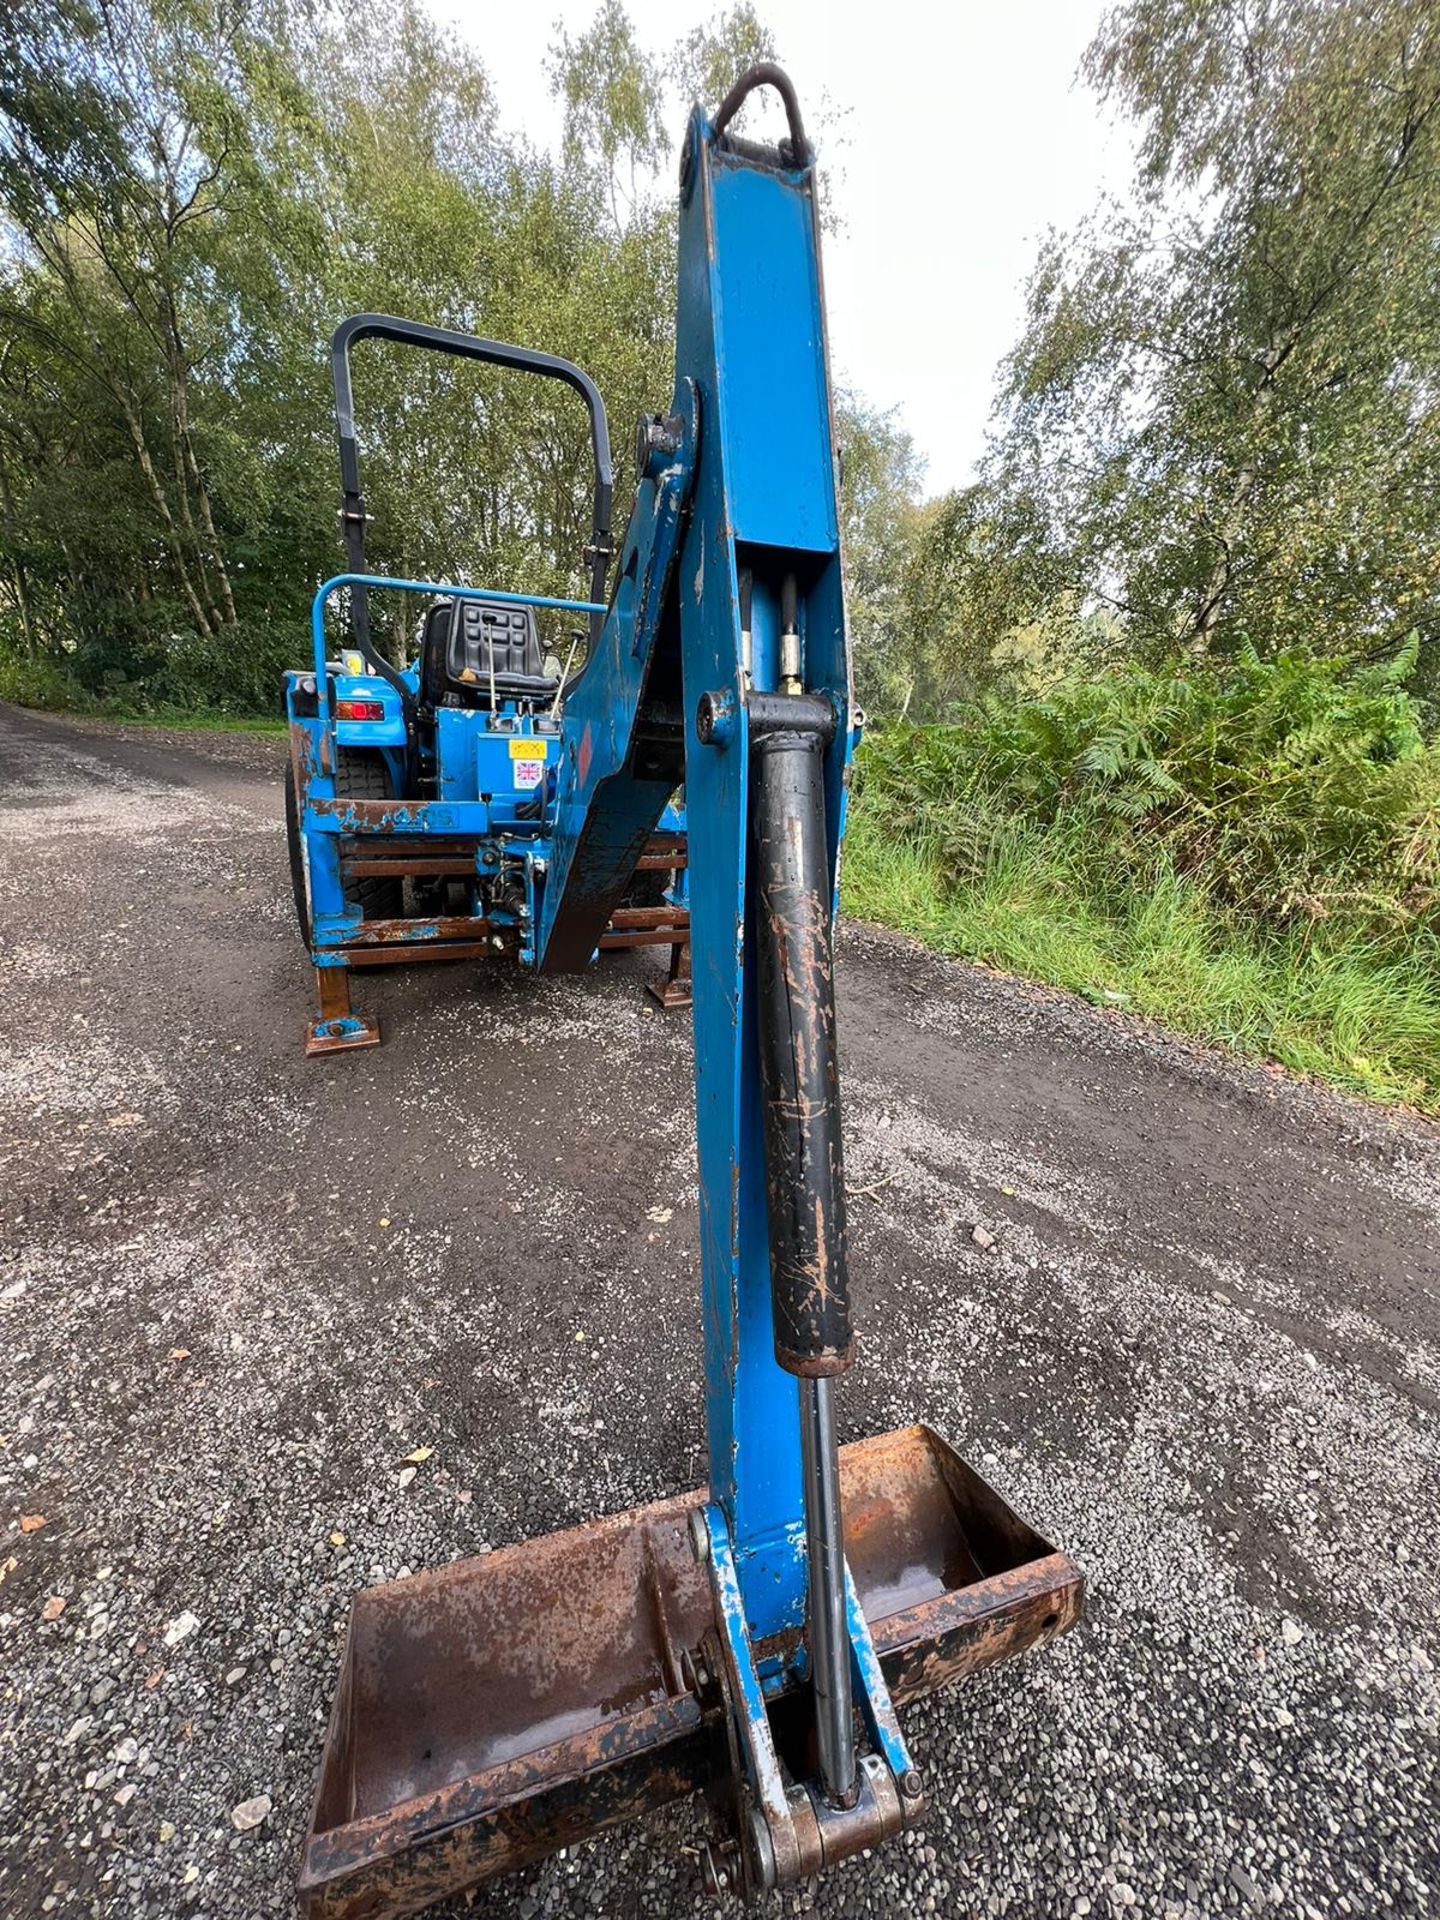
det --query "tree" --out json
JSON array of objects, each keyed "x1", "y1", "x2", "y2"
[
  {"x1": 0, "y1": 0, "x2": 327, "y2": 690},
  {"x1": 963, "y1": 0, "x2": 1440, "y2": 672},
  {"x1": 0, "y1": 0, "x2": 920, "y2": 713},
  {"x1": 670, "y1": 6, "x2": 775, "y2": 120},
  {"x1": 834, "y1": 396, "x2": 923, "y2": 716},
  {"x1": 550, "y1": 0, "x2": 668, "y2": 232}
]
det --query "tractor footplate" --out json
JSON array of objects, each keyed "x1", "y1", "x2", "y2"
[{"x1": 298, "y1": 1426, "x2": 1080, "y2": 1920}]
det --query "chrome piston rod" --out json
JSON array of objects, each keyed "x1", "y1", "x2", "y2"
[{"x1": 801, "y1": 1375, "x2": 858, "y2": 1805}]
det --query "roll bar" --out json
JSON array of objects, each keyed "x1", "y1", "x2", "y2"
[
  {"x1": 328, "y1": 313, "x2": 616, "y2": 702},
  {"x1": 308, "y1": 573, "x2": 607, "y2": 737}
]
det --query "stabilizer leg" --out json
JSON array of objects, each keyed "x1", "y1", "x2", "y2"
[
  {"x1": 646, "y1": 938, "x2": 693, "y2": 1011},
  {"x1": 306, "y1": 966, "x2": 381, "y2": 1057}
]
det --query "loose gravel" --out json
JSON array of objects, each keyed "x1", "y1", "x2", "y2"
[{"x1": 1, "y1": 704, "x2": 1436, "y2": 1920}]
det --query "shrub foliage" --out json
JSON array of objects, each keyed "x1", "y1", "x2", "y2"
[{"x1": 856, "y1": 646, "x2": 1439, "y2": 944}]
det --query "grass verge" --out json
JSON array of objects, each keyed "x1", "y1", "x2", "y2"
[
  {"x1": 0, "y1": 661, "x2": 286, "y2": 734},
  {"x1": 86, "y1": 705, "x2": 289, "y2": 735},
  {"x1": 843, "y1": 805, "x2": 1440, "y2": 1116}
]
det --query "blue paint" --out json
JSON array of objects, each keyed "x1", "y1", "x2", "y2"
[
  {"x1": 303, "y1": 800, "x2": 502, "y2": 836},
  {"x1": 844, "y1": 1564, "x2": 914, "y2": 1783},
  {"x1": 707, "y1": 156, "x2": 836, "y2": 555},
  {"x1": 538, "y1": 107, "x2": 862, "y2": 1676},
  {"x1": 536, "y1": 381, "x2": 699, "y2": 965},
  {"x1": 288, "y1": 574, "x2": 577, "y2": 964},
  {"x1": 287, "y1": 572, "x2": 582, "y2": 961},
  {"x1": 669, "y1": 108, "x2": 853, "y2": 1647},
  {"x1": 703, "y1": 1504, "x2": 776, "y2": 1794}
]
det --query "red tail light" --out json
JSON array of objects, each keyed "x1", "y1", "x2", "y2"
[{"x1": 336, "y1": 699, "x2": 385, "y2": 721}]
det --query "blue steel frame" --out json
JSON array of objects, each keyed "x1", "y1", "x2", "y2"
[
  {"x1": 531, "y1": 94, "x2": 916, "y2": 1792},
  {"x1": 292, "y1": 82, "x2": 915, "y2": 1810},
  {"x1": 671, "y1": 104, "x2": 855, "y2": 1666}
]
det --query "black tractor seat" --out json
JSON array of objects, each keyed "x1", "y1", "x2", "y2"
[{"x1": 420, "y1": 596, "x2": 558, "y2": 709}]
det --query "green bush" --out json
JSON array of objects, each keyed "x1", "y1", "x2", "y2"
[
  {"x1": 0, "y1": 648, "x2": 288, "y2": 731},
  {"x1": 855, "y1": 643, "x2": 1439, "y2": 942},
  {"x1": 848, "y1": 647, "x2": 1440, "y2": 1110},
  {"x1": 0, "y1": 655, "x2": 98, "y2": 713},
  {"x1": 140, "y1": 618, "x2": 299, "y2": 716}
]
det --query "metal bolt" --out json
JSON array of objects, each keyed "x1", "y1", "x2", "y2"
[
  {"x1": 696, "y1": 687, "x2": 736, "y2": 749},
  {"x1": 688, "y1": 1508, "x2": 710, "y2": 1564},
  {"x1": 635, "y1": 410, "x2": 683, "y2": 477},
  {"x1": 699, "y1": 1841, "x2": 735, "y2": 1899},
  {"x1": 679, "y1": 1647, "x2": 711, "y2": 1698},
  {"x1": 900, "y1": 1768, "x2": 923, "y2": 1799}
]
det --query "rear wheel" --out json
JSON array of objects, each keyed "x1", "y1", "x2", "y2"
[
  {"x1": 621, "y1": 863, "x2": 669, "y2": 909},
  {"x1": 333, "y1": 749, "x2": 404, "y2": 920},
  {"x1": 283, "y1": 759, "x2": 312, "y2": 947}
]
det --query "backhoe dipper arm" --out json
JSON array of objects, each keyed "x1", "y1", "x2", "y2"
[{"x1": 538, "y1": 64, "x2": 888, "y2": 1874}]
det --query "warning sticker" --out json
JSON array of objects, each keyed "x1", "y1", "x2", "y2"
[
  {"x1": 513, "y1": 758, "x2": 544, "y2": 790},
  {"x1": 508, "y1": 738, "x2": 547, "y2": 760}
]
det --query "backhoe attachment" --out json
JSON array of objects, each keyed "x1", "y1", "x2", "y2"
[{"x1": 300, "y1": 65, "x2": 1081, "y2": 1920}]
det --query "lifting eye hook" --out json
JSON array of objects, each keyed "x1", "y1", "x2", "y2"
[{"x1": 712, "y1": 62, "x2": 812, "y2": 167}]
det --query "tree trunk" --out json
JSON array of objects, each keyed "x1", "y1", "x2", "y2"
[
  {"x1": 10, "y1": 560, "x2": 36, "y2": 657},
  {"x1": 117, "y1": 392, "x2": 216, "y2": 641},
  {"x1": 162, "y1": 287, "x2": 238, "y2": 628},
  {"x1": 0, "y1": 459, "x2": 36, "y2": 656}
]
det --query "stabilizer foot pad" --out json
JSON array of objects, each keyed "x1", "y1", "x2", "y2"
[
  {"x1": 646, "y1": 977, "x2": 693, "y2": 1011},
  {"x1": 306, "y1": 1015, "x2": 382, "y2": 1057}
]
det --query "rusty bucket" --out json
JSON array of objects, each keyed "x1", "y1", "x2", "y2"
[{"x1": 299, "y1": 1425, "x2": 1081, "y2": 1919}]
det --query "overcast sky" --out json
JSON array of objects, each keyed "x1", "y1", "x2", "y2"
[{"x1": 424, "y1": 0, "x2": 1134, "y2": 497}]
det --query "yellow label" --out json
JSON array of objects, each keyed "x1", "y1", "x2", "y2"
[{"x1": 508, "y1": 739, "x2": 548, "y2": 760}]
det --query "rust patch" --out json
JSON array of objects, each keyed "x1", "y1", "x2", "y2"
[{"x1": 342, "y1": 915, "x2": 494, "y2": 948}]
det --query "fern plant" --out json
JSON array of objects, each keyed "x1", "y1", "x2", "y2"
[{"x1": 854, "y1": 643, "x2": 1439, "y2": 942}]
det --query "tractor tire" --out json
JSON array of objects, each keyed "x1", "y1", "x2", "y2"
[
  {"x1": 283, "y1": 759, "x2": 312, "y2": 948},
  {"x1": 621, "y1": 864, "x2": 669, "y2": 909},
  {"x1": 333, "y1": 749, "x2": 404, "y2": 920}
]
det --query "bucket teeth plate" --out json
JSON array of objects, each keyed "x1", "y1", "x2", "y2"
[{"x1": 299, "y1": 1425, "x2": 1081, "y2": 1919}]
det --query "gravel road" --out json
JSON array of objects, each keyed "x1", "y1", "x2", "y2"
[{"x1": 1, "y1": 703, "x2": 1437, "y2": 1920}]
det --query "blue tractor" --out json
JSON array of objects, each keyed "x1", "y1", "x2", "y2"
[{"x1": 283, "y1": 317, "x2": 690, "y2": 1055}]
